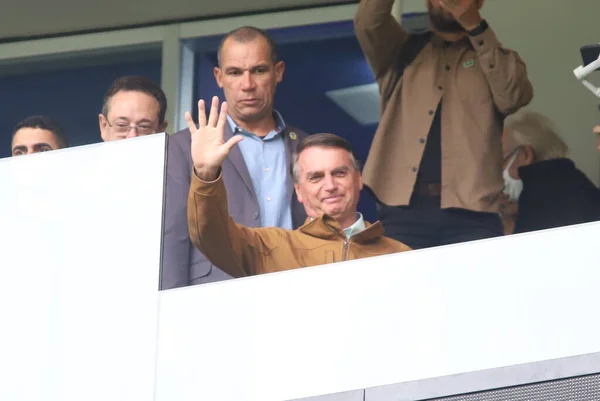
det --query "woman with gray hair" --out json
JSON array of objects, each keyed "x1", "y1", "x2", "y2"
[{"x1": 501, "y1": 111, "x2": 600, "y2": 234}]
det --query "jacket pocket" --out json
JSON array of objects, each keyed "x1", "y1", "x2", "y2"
[
  {"x1": 190, "y1": 257, "x2": 212, "y2": 281},
  {"x1": 190, "y1": 257, "x2": 234, "y2": 285}
]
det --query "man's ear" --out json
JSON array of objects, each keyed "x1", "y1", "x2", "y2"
[
  {"x1": 294, "y1": 183, "x2": 303, "y2": 204},
  {"x1": 274, "y1": 61, "x2": 285, "y2": 84},
  {"x1": 214, "y1": 67, "x2": 224, "y2": 88},
  {"x1": 99, "y1": 114, "x2": 108, "y2": 141},
  {"x1": 521, "y1": 145, "x2": 535, "y2": 165},
  {"x1": 508, "y1": 146, "x2": 534, "y2": 180},
  {"x1": 159, "y1": 121, "x2": 168, "y2": 133}
]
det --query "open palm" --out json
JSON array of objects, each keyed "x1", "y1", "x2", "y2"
[{"x1": 188, "y1": 96, "x2": 243, "y2": 181}]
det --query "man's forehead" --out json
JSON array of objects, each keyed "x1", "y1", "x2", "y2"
[
  {"x1": 108, "y1": 90, "x2": 158, "y2": 108},
  {"x1": 13, "y1": 128, "x2": 58, "y2": 147},
  {"x1": 14, "y1": 127, "x2": 56, "y2": 141},
  {"x1": 299, "y1": 147, "x2": 353, "y2": 170},
  {"x1": 106, "y1": 90, "x2": 160, "y2": 119},
  {"x1": 220, "y1": 37, "x2": 271, "y2": 63}
]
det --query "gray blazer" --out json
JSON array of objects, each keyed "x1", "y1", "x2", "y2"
[{"x1": 160, "y1": 123, "x2": 308, "y2": 290}]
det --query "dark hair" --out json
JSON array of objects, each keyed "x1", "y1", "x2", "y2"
[
  {"x1": 217, "y1": 26, "x2": 279, "y2": 65},
  {"x1": 291, "y1": 133, "x2": 361, "y2": 183},
  {"x1": 101, "y1": 75, "x2": 167, "y2": 123},
  {"x1": 13, "y1": 115, "x2": 68, "y2": 148}
]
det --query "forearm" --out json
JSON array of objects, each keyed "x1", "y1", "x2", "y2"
[
  {"x1": 354, "y1": 0, "x2": 408, "y2": 80},
  {"x1": 469, "y1": 24, "x2": 533, "y2": 114},
  {"x1": 187, "y1": 172, "x2": 253, "y2": 278}
]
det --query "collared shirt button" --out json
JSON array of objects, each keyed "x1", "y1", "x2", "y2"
[
  {"x1": 264, "y1": 167, "x2": 270, "y2": 172},
  {"x1": 489, "y1": 64, "x2": 495, "y2": 69},
  {"x1": 412, "y1": 167, "x2": 418, "y2": 172},
  {"x1": 266, "y1": 197, "x2": 271, "y2": 201},
  {"x1": 253, "y1": 212, "x2": 259, "y2": 220},
  {"x1": 478, "y1": 40, "x2": 484, "y2": 46},
  {"x1": 428, "y1": 110, "x2": 434, "y2": 115},
  {"x1": 445, "y1": 65, "x2": 450, "y2": 71},
  {"x1": 437, "y1": 85, "x2": 443, "y2": 90},
  {"x1": 419, "y1": 138, "x2": 425, "y2": 144}
]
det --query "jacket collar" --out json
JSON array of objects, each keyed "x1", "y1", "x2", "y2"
[
  {"x1": 430, "y1": 30, "x2": 473, "y2": 50},
  {"x1": 518, "y1": 158, "x2": 576, "y2": 182},
  {"x1": 298, "y1": 214, "x2": 385, "y2": 243}
]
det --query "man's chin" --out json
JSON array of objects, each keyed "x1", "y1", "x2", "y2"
[
  {"x1": 322, "y1": 206, "x2": 345, "y2": 220},
  {"x1": 235, "y1": 106, "x2": 267, "y2": 123}
]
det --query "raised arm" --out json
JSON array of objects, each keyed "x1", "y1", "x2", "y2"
[
  {"x1": 354, "y1": 0, "x2": 409, "y2": 81},
  {"x1": 469, "y1": 28, "x2": 533, "y2": 114},
  {"x1": 186, "y1": 97, "x2": 274, "y2": 277},
  {"x1": 442, "y1": 0, "x2": 533, "y2": 114}
]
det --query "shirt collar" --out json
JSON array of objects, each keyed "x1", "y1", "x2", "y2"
[
  {"x1": 301, "y1": 213, "x2": 384, "y2": 243},
  {"x1": 343, "y1": 213, "x2": 366, "y2": 239},
  {"x1": 226, "y1": 110, "x2": 286, "y2": 137}
]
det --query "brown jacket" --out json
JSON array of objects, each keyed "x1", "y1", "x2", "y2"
[
  {"x1": 355, "y1": 0, "x2": 533, "y2": 212},
  {"x1": 187, "y1": 172, "x2": 411, "y2": 278}
]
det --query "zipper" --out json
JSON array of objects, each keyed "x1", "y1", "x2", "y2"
[
  {"x1": 342, "y1": 239, "x2": 349, "y2": 261},
  {"x1": 326, "y1": 225, "x2": 351, "y2": 262}
]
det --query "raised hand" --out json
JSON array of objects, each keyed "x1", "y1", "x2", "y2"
[
  {"x1": 187, "y1": 96, "x2": 243, "y2": 181},
  {"x1": 439, "y1": 0, "x2": 482, "y2": 31}
]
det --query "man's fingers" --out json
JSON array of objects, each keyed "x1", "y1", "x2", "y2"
[
  {"x1": 185, "y1": 111, "x2": 197, "y2": 135},
  {"x1": 217, "y1": 101, "x2": 228, "y2": 128},
  {"x1": 224, "y1": 135, "x2": 244, "y2": 151},
  {"x1": 197, "y1": 99, "x2": 207, "y2": 128},
  {"x1": 593, "y1": 125, "x2": 600, "y2": 135},
  {"x1": 207, "y1": 96, "x2": 220, "y2": 127}
]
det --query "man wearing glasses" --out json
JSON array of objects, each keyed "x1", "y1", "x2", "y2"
[{"x1": 99, "y1": 75, "x2": 167, "y2": 141}]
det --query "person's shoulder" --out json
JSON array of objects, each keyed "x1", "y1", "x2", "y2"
[
  {"x1": 381, "y1": 235, "x2": 412, "y2": 252},
  {"x1": 284, "y1": 125, "x2": 310, "y2": 140},
  {"x1": 166, "y1": 129, "x2": 193, "y2": 159},
  {"x1": 168, "y1": 128, "x2": 192, "y2": 144}
]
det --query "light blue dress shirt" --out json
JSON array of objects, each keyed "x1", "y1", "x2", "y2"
[
  {"x1": 343, "y1": 213, "x2": 366, "y2": 239},
  {"x1": 227, "y1": 112, "x2": 293, "y2": 229}
]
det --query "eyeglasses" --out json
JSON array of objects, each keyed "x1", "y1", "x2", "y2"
[{"x1": 104, "y1": 117, "x2": 157, "y2": 136}]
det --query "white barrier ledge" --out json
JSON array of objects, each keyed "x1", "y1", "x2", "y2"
[
  {"x1": 0, "y1": 135, "x2": 167, "y2": 401},
  {"x1": 156, "y1": 221, "x2": 600, "y2": 401}
]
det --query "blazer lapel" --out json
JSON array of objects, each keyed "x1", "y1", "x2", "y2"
[
  {"x1": 223, "y1": 123, "x2": 256, "y2": 197},
  {"x1": 282, "y1": 127, "x2": 306, "y2": 228}
]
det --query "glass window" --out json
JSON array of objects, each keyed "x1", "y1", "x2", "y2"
[{"x1": 0, "y1": 49, "x2": 161, "y2": 158}]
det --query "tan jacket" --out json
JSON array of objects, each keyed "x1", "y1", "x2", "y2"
[
  {"x1": 187, "y1": 173, "x2": 411, "y2": 278},
  {"x1": 355, "y1": 0, "x2": 534, "y2": 212}
]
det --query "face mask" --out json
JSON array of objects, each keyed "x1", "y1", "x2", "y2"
[{"x1": 502, "y1": 150, "x2": 523, "y2": 202}]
